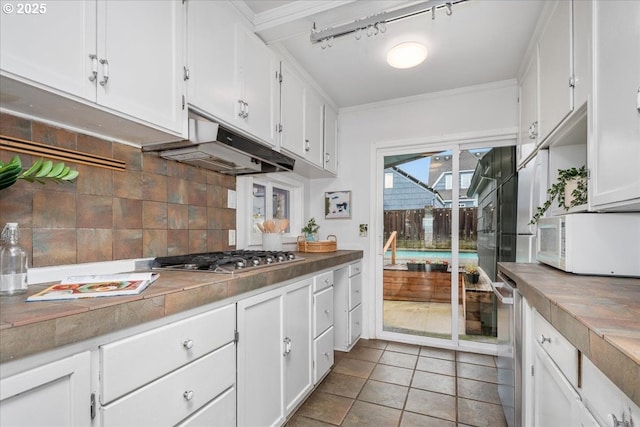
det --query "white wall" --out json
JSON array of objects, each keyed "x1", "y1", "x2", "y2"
[{"x1": 309, "y1": 79, "x2": 519, "y2": 339}]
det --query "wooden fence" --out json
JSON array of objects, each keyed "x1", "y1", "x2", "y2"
[{"x1": 383, "y1": 207, "x2": 477, "y2": 249}]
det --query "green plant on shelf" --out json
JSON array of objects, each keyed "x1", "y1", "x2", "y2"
[{"x1": 529, "y1": 165, "x2": 587, "y2": 225}]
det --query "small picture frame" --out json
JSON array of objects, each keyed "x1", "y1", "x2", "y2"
[{"x1": 325, "y1": 191, "x2": 351, "y2": 219}]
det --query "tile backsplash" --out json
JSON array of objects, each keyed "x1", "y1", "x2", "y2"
[{"x1": 0, "y1": 113, "x2": 236, "y2": 268}]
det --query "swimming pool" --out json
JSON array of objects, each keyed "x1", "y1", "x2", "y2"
[{"x1": 384, "y1": 250, "x2": 478, "y2": 261}]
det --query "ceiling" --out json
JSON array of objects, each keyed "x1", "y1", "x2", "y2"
[{"x1": 238, "y1": 0, "x2": 546, "y2": 108}]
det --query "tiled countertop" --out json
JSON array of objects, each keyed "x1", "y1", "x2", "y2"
[
  {"x1": 0, "y1": 250, "x2": 363, "y2": 364},
  {"x1": 498, "y1": 262, "x2": 640, "y2": 407}
]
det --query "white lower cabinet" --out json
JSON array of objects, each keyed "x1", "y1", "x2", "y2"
[
  {"x1": 312, "y1": 271, "x2": 334, "y2": 384},
  {"x1": 334, "y1": 261, "x2": 363, "y2": 351},
  {"x1": 237, "y1": 278, "x2": 313, "y2": 427},
  {"x1": 0, "y1": 351, "x2": 91, "y2": 426},
  {"x1": 99, "y1": 303, "x2": 236, "y2": 426}
]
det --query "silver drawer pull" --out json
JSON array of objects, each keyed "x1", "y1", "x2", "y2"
[
  {"x1": 539, "y1": 334, "x2": 551, "y2": 344},
  {"x1": 182, "y1": 339, "x2": 194, "y2": 350},
  {"x1": 183, "y1": 390, "x2": 194, "y2": 401}
]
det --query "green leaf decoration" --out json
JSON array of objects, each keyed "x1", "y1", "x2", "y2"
[{"x1": 0, "y1": 156, "x2": 80, "y2": 191}]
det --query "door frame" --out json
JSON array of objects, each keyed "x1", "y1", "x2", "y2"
[{"x1": 369, "y1": 128, "x2": 517, "y2": 354}]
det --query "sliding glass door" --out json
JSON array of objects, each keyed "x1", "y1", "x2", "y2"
[{"x1": 379, "y1": 143, "x2": 514, "y2": 347}]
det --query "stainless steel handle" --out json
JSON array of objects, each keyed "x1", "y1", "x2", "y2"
[
  {"x1": 183, "y1": 390, "x2": 194, "y2": 401},
  {"x1": 88, "y1": 54, "x2": 98, "y2": 82},
  {"x1": 99, "y1": 59, "x2": 109, "y2": 86},
  {"x1": 528, "y1": 121, "x2": 538, "y2": 139},
  {"x1": 539, "y1": 334, "x2": 551, "y2": 344},
  {"x1": 238, "y1": 100, "x2": 245, "y2": 118},
  {"x1": 182, "y1": 339, "x2": 194, "y2": 350},
  {"x1": 305, "y1": 139, "x2": 310, "y2": 152},
  {"x1": 283, "y1": 337, "x2": 292, "y2": 356},
  {"x1": 608, "y1": 414, "x2": 631, "y2": 427}
]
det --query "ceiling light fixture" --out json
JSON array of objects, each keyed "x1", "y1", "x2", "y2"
[
  {"x1": 310, "y1": 0, "x2": 466, "y2": 47},
  {"x1": 386, "y1": 42, "x2": 428, "y2": 69}
]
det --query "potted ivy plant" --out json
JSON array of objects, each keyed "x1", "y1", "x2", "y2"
[
  {"x1": 301, "y1": 217, "x2": 320, "y2": 242},
  {"x1": 529, "y1": 166, "x2": 587, "y2": 224}
]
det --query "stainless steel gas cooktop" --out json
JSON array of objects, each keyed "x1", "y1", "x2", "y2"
[{"x1": 152, "y1": 250, "x2": 303, "y2": 274}]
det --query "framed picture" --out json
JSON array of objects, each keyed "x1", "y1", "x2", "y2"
[{"x1": 325, "y1": 191, "x2": 351, "y2": 219}]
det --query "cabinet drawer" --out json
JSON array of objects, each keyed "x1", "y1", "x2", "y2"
[
  {"x1": 176, "y1": 386, "x2": 236, "y2": 427},
  {"x1": 314, "y1": 271, "x2": 334, "y2": 293},
  {"x1": 314, "y1": 326, "x2": 334, "y2": 384},
  {"x1": 349, "y1": 274, "x2": 362, "y2": 310},
  {"x1": 314, "y1": 286, "x2": 333, "y2": 337},
  {"x1": 533, "y1": 311, "x2": 578, "y2": 388},
  {"x1": 100, "y1": 304, "x2": 235, "y2": 404},
  {"x1": 102, "y1": 342, "x2": 235, "y2": 427},
  {"x1": 349, "y1": 304, "x2": 362, "y2": 346},
  {"x1": 349, "y1": 261, "x2": 362, "y2": 277}
]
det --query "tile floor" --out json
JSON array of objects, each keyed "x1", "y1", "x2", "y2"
[{"x1": 286, "y1": 339, "x2": 507, "y2": 427}]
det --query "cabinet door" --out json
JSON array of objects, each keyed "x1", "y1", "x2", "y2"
[
  {"x1": 538, "y1": 0, "x2": 573, "y2": 142},
  {"x1": 533, "y1": 342, "x2": 579, "y2": 427},
  {"x1": 0, "y1": 352, "x2": 91, "y2": 426},
  {"x1": 237, "y1": 26, "x2": 279, "y2": 147},
  {"x1": 590, "y1": 0, "x2": 640, "y2": 209},
  {"x1": 186, "y1": 0, "x2": 238, "y2": 126},
  {"x1": 0, "y1": 0, "x2": 96, "y2": 101},
  {"x1": 237, "y1": 289, "x2": 284, "y2": 427},
  {"x1": 303, "y1": 87, "x2": 324, "y2": 167},
  {"x1": 518, "y1": 55, "x2": 538, "y2": 166},
  {"x1": 284, "y1": 280, "x2": 313, "y2": 414},
  {"x1": 333, "y1": 266, "x2": 351, "y2": 351},
  {"x1": 323, "y1": 104, "x2": 338, "y2": 174},
  {"x1": 280, "y1": 62, "x2": 306, "y2": 157},
  {"x1": 96, "y1": 0, "x2": 184, "y2": 134}
]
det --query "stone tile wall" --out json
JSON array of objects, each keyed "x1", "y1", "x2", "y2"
[{"x1": 0, "y1": 113, "x2": 236, "y2": 268}]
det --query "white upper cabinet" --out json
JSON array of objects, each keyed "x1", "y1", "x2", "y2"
[
  {"x1": 280, "y1": 61, "x2": 306, "y2": 158},
  {"x1": 235, "y1": 26, "x2": 279, "y2": 148},
  {"x1": 518, "y1": 55, "x2": 539, "y2": 167},
  {"x1": 0, "y1": 0, "x2": 185, "y2": 136},
  {"x1": 323, "y1": 104, "x2": 338, "y2": 175},
  {"x1": 538, "y1": 0, "x2": 573, "y2": 142},
  {"x1": 0, "y1": 1, "x2": 96, "y2": 101},
  {"x1": 303, "y1": 87, "x2": 324, "y2": 168},
  {"x1": 186, "y1": 1, "x2": 277, "y2": 148},
  {"x1": 96, "y1": 0, "x2": 184, "y2": 134},
  {"x1": 589, "y1": 0, "x2": 640, "y2": 210}
]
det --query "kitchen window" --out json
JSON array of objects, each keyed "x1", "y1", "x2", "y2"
[{"x1": 237, "y1": 174, "x2": 304, "y2": 247}]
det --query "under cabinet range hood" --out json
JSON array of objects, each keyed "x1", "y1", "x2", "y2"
[{"x1": 145, "y1": 117, "x2": 295, "y2": 175}]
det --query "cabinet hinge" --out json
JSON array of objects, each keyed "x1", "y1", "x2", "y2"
[
  {"x1": 183, "y1": 66, "x2": 190, "y2": 81},
  {"x1": 90, "y1": 393, "x2": 96, "y2": 420},
  {"x1": 569, "y1": 75, "x2": 575, "y2": 88},
  {"x1": 531, "y1": 365, "x2": 535, "y2": 376},
  {"x1": 277, "y1": 123, "x2": 283, "y2": 133},
  {"x1": 234, "y1": 330, "x2": 239, "y2": 344},
  {"x1": 277, "y1": 71, "x2": 283, "y2": 84}
]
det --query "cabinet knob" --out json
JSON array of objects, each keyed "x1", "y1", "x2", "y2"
[
  {"x1": 324, "y1": 309, "x2": 330, "y2": 314},
  {"x1": 324, "y1": 351, "x2": 330, "y2": 359},
  {"x1": 183, "y1": 390, "x2": 194, "y2": 401},
  {"x1": 539, "y1": 334, "x2": 551, "y2": 344},
  {"x1": 182, "y1": 339, "x2": 194, "y2": 350},
  {"x1": 324, "y1": 278, "x2": 329, "y2": 285}
]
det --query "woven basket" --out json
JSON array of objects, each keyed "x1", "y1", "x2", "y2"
[{"x1": 297, "y1": 234, "x2": 337, "y2": 253}]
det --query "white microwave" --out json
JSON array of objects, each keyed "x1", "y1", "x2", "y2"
[{"x1": 536, "y1": 213, "x2": 640, "y2": 277}]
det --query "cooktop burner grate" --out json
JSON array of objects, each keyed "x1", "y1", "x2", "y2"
[{"x1": 152, "y1": 250, "x2": 302, "y2": 274}]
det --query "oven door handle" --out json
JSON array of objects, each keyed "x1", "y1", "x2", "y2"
[{"x1": 491, "y1": 281, "x2": 514, "y2": 305}]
